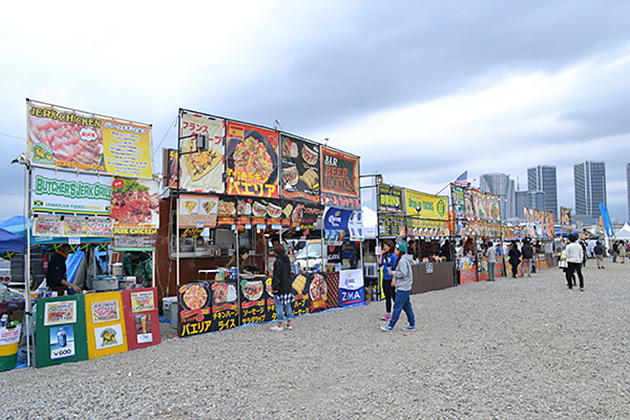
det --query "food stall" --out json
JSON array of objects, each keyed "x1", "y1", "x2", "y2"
[
  {"x1": 450, "y1": 184, "x2": 503, "y2": 284},
  {"x1": 22, "y1": 100, "x2": 162, "y2": 368},
  {"x1": 158, "y1": 109, "x2": 362, "y2": 339}
]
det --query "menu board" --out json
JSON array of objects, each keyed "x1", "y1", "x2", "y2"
[
  {"x1": 216, "y1": 197, "x2": 237, "y2": 228},
  {"x1": 225, "y1": 121, "x2": 279, "y2": 198},
  {"x1": 378, "y1": 185, "x2": 403, "y2": 213},
  {"x1": 110, "y1": 177, "x2": 159, "y2": 250},
  {"x1": 179, "y1": 112, "x2": 225, "y2": 193},
  {"x1": 378, "y1": 215, "x2": 405, "y2": 238},
  {"x1": 406, "y1": 218, "x2": 450, "y2": 237},
  {"x1": 178, "y1": 282, "x2": 213, "y2": 338},
  {"x1": 308, "y1": 272, "x2": 328, "y2": 313},
  {"x1": 239, "y1": 276, "x2": 274, "y2": 325},
  {"x1": 27, "y1": 100, "x2": 153, "y2": 177},
  {"x1": 179, "y1": 194, "x2": 218, "y2": 229},
  {"x1": 33, "y1": 216, "x2": 62, "y2": 236},
  {"x1": 210, "y1": 281, "x2": 239, "y2": 332},
  {"x1": 280, "y1": 134, "x2": 320, "y2": 203},
  {"x1": 320, "y1": 147, "x2": 360, "y2": 209},
  {"x1": 291, "y1": 273, "x2": 311, "y2": 317},
  {"x1": 31, "y1": 167, "x2": 112, "y2": 216}
]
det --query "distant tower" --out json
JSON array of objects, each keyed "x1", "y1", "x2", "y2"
[
  {"x1": 527, "y1": 165, "x2": 558, "y2": 215},
  {"x1": 574, "y1": 161, "x2": 607, "y2": 218},
  {"x1": 479, "y1": 173, "x2": 515, "y2": 221}
]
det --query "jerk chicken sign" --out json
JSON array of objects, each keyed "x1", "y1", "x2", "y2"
[{"x1": 320, "y1": 147, "x2": 360, "y2": 209}]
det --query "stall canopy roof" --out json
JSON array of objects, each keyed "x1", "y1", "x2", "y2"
[
  {"x1": 615, "y1": 223, "x2": 630, "y2": 239},
  {"x1": 0, "y1": 227, "x2": 25, "y2": 253},
  {"x1": 362, "y1": 206, "x2": 377, "y2": 240}
]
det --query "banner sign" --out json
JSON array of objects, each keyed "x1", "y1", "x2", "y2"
[
  {"x1": 27, "y1": 100, "x2": 153, "y2": 177},
  {"x1": 405, "y1": 218, "x2": 450, "y2": 237},
  {"x1": 164, "y1": 148, "x2": 179, "y2": 189},
  {"x1": 338, "y1": 269, "x2": 365, "y2": 307},
  {"x1": 320, "y1": 147, "x2": 360, "y2": 209},
  {"x1": 210, "y1": 281, "x2": 239, "y2": 332},
  {"x1": 560, "y1": 207, "x2": 572, "y2": 229},
  {"x1": 324, "y1": 207, "x2": 352, "y2": 231},
  {"x1": 525, "y1": 208, "x2": 555, "y2": 239},
  {"x1": 178, "y1": 282, "x2": 214, "y2": 338},
  {"x1": 44, "y1": 301, "x2": 77, "y2": 326},
  {"x1": 110, "y1": 178, "x2": 159, "y2": 249},
  {"x1": 226, "y1": 122, "x2": 280, "y2": 198},
  {"x1": 403, "y1": 189, "x2": 447, "y2": 220},
  {"x1": 33, "y1": 215, "x2": 112, "y2": 237},
  {"x1": 31, "y1": 168, "x2": 112, "y2": 215},
  {"x1": 450, "y1": 185, "x2": 466, "y2": 219},
  {"x1": 179, "y1": 112, "x2": 225, "y2": 193},
  {"x1": 239, "y1": 276, "x2": 275, "y2": 325},
  {"x1": 280, "y1": 134, "x2": 320, "y2": 203},
  {"x1": 179, "y1": 194, "x2": 218, "y2": 229},
  {"x1": 378, "y1": 185, "x2": 403, "y2": 213},
  {"x1": 471, "y1": 190, "x2": 500, "y2": 222}
]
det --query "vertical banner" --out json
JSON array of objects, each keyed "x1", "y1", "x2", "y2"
[
  {"x1": 179, "y1": 112, "x2": 225, "y2": 193},
  {"x1": 239, "y1": 276, "x2": 272, "y2": 325},
  {"x1": 225, "y1": 121, "x2": 280, "y2": 198},
  {"x1": 26, "y1": 100, "x2": 153, "y2": 177},
  {"x1": 280, "y1": 134, "x2": 321, "y2": 203},
  {"x1": 338, "y1": 269, "x2": 365, "y2": 307},
  {"x1": 320, "y1": 147, "x2": 360, "y2": 209},
  {"x1": 85, "y1": 292, "x2": 128, "y2": 359},
  {"x1": 178, "y1": 282, "x2": 213, "y2": 338},
  {"x1": 291, "y1": 273, "x2": 311, "y2": 317},
  {"x1": 309, "y1": 273, "x2": 328, "y2": 313},
  {"x1": 210, "y1": 281, "x2": 239, "y2": 332}
]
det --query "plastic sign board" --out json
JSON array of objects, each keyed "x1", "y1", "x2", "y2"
[{"x1": 85, "y1": 292, "x2": 128, "y2": 359}]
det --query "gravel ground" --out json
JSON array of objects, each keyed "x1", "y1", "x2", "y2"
[{"x1": 2, "y1": 258, "x2": 630, "y2": 419}]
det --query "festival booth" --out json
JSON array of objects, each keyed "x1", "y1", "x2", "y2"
[
  {"x1": 19, "y1": 100, "x2": 162, "y2": 368},
  {"x1": 157, "y1": 109, "x2": 363, "y2": 339},
  {"x1": 450, "y1": 184, "x2": 503, "y2": 284},
  {"x1": 402, "y1": 188, "x2": 454, "y2": 292}
]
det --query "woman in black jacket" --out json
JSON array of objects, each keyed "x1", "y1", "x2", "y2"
[
  {"x1": 508, "y1": 242, "x2": 521, "y2": 278},
  {"x1": 271, "y1": 243, "x2": 294, "y2": 332}
]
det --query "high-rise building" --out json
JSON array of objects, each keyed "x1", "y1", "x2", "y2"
[
  {"x1": 525, "y1": 190, "x2": 545, "y2": 211},
  {"x1": 515, "y1": 191, "x2": 527, "y2": 219},
  {"x1": 527, "y1": 165, "x2": 558, "y2": 215},
  {"x1": 574, "y1": 161, "x2": 607, "y2": 218},
  {"x1": 480, "y1": 173, "x2": 515, "y2": 221}
]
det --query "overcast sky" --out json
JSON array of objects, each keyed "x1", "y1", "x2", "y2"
[{"x1": 1, "y1": 0, "x2": 630, "y2": 223}]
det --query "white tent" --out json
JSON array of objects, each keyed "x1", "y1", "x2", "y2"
[
  {"x1": 362, "y1": 206, "x2": 377, "y2": 240},
  {"x1": 615, "y1": 222, "x2": 630, "y2": 239}
]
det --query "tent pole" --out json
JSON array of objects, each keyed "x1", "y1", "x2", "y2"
[{"x1": 25, "y1": 166, "x2": 32, "y2": 367}]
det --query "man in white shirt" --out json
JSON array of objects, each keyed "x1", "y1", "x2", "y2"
[{"x1": 486, "y1": 241, "x2": 497, "y2": 281}]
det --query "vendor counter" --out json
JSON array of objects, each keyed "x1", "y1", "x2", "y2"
[{"x1": 411, "y1": 261, "x2": 455, "y2": 295}]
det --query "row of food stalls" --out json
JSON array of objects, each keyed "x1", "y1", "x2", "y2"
[{"x1": 4, "y1": 101, "x2": 371, "y2": 369}]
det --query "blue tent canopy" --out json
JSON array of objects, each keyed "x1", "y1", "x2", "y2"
[{"x1": 0, "y1": 227, "x2": 25, "y2": 253}]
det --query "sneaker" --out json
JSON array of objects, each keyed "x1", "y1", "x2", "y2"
[
  {"x1": 270, "y1": 325, "x2": 283, "y2": 332},
  {"x1": 286, "y1": 325, "x2": 293, "y2": 330},
  {"x1": 382, "y1": 314, "x2": 391, "y2": 321},
  {"x1": 580, "y1": 287, "x2": 584, "y2": 291},
  {"x1": 402, "y1": 325, "x2": 416, "y2": 332},
  {"x1": 380, "y1": 325, "x2": 393, "y2": 332}
]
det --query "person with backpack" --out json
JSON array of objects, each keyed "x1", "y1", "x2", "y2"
[
  {"x1": 594, "y1": 241, "x2": 605, "y2": 269},
  {"x1": 520, "y1": 239, "x2": 534, "y2": 277},
  {"x1": 508, "y1": 242, "x2": 521, "y2": 278}
]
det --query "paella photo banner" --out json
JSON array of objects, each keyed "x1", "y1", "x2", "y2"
[
  {"x1": 403, "y1": 189, "x2": 447, "y2": 221},
  {"x1": 179, "y1": 112, "x2": 225, "y2": 193},
  {"x1": 225, "y1": 121, "x2": 280, "y2": 198},
  {"x1": 320, "y1": 147, "x2": 360, "y2": 209},
  {"x1": 27, "y1": 100, "x2": 153, "y2": 178}
]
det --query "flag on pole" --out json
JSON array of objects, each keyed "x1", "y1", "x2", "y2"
[{"x1": 454, "y1": 171, "x2": 467, "y2": 187}]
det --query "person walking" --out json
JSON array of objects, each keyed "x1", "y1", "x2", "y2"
[
  {"x1": 270, "y1": 243, "x2": 294, "y2": 331},
  {"x1": 594, "y1": 241, "x2": 605, "y2": 269},
  {"x1": 564, "y1": 234, "x2": 585, "y2": 291},
  {"x1": 611, "y1": 240, "x2": 619, "y2": 263},
  {"x1": 508, "y1": 242, "x2": 521, "y2": 278},
  {"x1": 485, "y1": 241, "x2": 496, "y2": 281},
  {"x1": 621, "y1": 241, "x2": 626, "y2": 263},
  {"x1": 47, "y1": 244, "x2": 82, "y2": 295},
  {"x1": 378, "y1": 239, "x2": 398, "y2": 321},
  {"x1": 520, "y1": 239, "x2": 534, "y2": 277},
  {"x1": 381, "y1": 242, "x2": 415, "y2": 332}
]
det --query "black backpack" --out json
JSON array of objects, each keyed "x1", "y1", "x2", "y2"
[{"x1": 522, "y1": 244, "x2": 533, "y2": 259}]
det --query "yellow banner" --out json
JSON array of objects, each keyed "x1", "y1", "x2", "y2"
[{"x1": 403, "y1": 189, "x2": 448, "y2": 220}]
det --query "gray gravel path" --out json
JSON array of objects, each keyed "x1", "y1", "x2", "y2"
[{"x1": 2, "y1": 258, "x2": 630, "y2": 419}]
